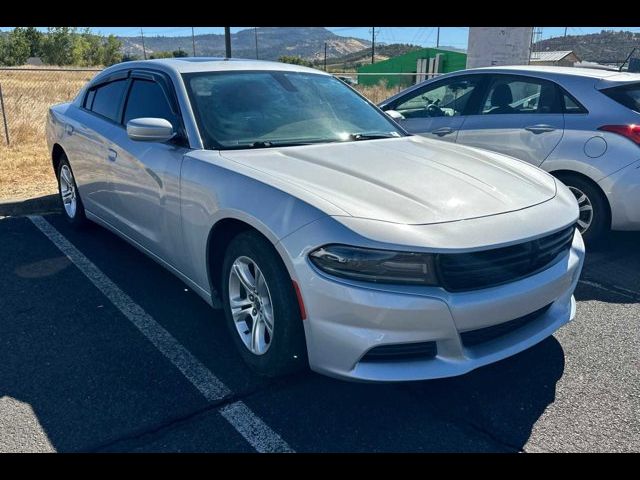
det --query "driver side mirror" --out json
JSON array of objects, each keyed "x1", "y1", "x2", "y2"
[
  {"x1": 384, "y1": 109, "x2": 405, "y2": 121},
  {"x1": 126, "y1": 117, "x2": 176, "y2": 142}
]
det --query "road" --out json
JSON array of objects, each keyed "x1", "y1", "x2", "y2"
[{"x1": 0, "y1": 213, "x2": 638, "y2": 452}]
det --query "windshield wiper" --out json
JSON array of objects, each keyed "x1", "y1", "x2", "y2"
[
  {"x1": 348, "y1": 132, "x2": 399, "y2": 141},
  {"x1": 245, "y1": 140, "x2": 327, "y2": 149}
]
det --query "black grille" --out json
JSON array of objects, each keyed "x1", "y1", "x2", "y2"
[
  {"x1": 437, "y1": 225, "x2": 575, "y2": 292},
  {"x1": 460, "y1": 303, "x2": 552, "y2": 347},
  {"x1": 361, "y1": 341, "x2": 437, "y2": 362}
]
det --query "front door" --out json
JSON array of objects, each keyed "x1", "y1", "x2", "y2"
[
  {"x1": 383, "y1": 74, "x2": 484, "y2": 142},
  {"x1": 456, "y1": 74, "x2": 565, "y2": 166},
  {"x1": 107, "y1": 73, "x2": 189, "y2": 263}
]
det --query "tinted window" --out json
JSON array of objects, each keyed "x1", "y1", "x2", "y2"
[
  {"x1": 394, "y1": 77, "x2": 480, "y2": 119},
  {"x1": 90, "y1": 79, "x2": 128, "y2": 122},
  {"x1": 84, "y1": 89, "x2": 96, "y2": 109},
  {"x1": 481, "y1": 76, "x2": 561, "y2": 115},
  {"x1": 123, "y1": 79, "x2": 178, "y2": 126},
  {"x1": 562, "y1": 91, "x2": 588, "y2": 113},
  {"x1": 602, "y1": 83, "x2": 640, "y2": 113}
]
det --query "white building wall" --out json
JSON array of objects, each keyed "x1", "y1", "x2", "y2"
[{"x1": 466, "y1": 27, "x2": 534, "y2": 68}]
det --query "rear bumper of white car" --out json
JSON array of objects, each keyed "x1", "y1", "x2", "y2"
[
  {"x1": 294, "y1": 231, "x2": 585, "y2": 382},
  {"x1": 599, "y1": 158, "x2": 640, "y2": 230}
]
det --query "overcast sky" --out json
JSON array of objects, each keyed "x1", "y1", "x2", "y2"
[{"x1": 2, "y1": 27, "x2": 640, "y2": 50}]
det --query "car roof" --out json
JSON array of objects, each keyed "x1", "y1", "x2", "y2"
[
  {"x1": 105, "y1": 57, "x2": 329, "y2": 76},
  {"x1": 463, "y1": 65, "x2": 629, "y2": 79}
]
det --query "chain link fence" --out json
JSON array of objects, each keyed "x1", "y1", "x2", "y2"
[
  {"x1": 0, "y1": 67, "x2": 102, "y2": 146},
  {"x1": 0, "y1": 68, "x2": 442, "y2": 147}
]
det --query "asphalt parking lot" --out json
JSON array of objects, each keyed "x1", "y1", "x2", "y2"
[{"x1": 0, "y1": 213, "x2": 638, "y2": 452}]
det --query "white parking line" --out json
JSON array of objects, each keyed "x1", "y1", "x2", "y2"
[
  {"x1": 578, "y1": 279, "x2": 638, "y2": 300},
  {"x1": 28, "y1": 215, "x2": 293, "y2": 453}
]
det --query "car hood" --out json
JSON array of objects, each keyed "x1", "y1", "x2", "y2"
[{"x1": 217, "y1": 136, "x2": 557, "y2": 225}]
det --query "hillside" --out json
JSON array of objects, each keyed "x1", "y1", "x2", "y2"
[
  {"x1": 326, "y1": 43, "x2": 422, "y2": 69},
  {"x1": 534, "y1": 30, "x2": 640, "y2": 64},
  {"x1": 119, "y1": 27, "x2": 371, "y2": 61}
]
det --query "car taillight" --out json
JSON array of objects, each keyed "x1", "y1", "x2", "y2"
[{"x1": 598, "y1": 124, "x2": 640, "y2": 145}]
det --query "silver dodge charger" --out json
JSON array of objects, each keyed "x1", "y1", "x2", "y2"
[{"x1": 46, "y1": 58, "x2": 585, "y2": 382}]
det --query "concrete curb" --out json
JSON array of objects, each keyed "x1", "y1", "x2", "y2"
[{"x1": 0, "y1": 194, "x2": 61, "y2": 217}]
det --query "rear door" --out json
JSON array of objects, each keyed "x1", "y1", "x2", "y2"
[
  {"x1": 70, "y1": 72, "x2": 129, "y2": 221},
  {"x1": 382, "y1": 75, "x2": 485, "y2": 142},
  {"x1": 456, "y1": 74, "x2": 565, "y2": 166}
]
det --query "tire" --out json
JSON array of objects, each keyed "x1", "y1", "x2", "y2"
[
  {"x1": 220, "y1": 230, "x2": 307, "y2": 377},
  {"x1": 56, "y1": 153, "x2": 87, "y2": 228},
  {"x1": 555, "y1": 173, "x2": 609, "y2": 245}
]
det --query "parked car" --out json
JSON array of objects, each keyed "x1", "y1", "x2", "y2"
[
  {"x1": 380, "y1": 66, "x2": 640, "y2": 244},
  {"x1": 47, "y1": 59, "x2": 584, "y2": 382}
]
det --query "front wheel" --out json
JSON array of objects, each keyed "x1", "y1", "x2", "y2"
[{"x1": 221, "y1": 231, "x2": 307, "y2": 377}]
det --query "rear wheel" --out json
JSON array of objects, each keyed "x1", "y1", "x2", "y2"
[
  {"x1": 556, "y1": 173, "x2": 608, "y2": 245},
  {"x1": 57, "y1": 154, "x2": 87, "y2": 227},
  {"x1": 220, "y1": 231, "x2": 307, "y2": 377}
]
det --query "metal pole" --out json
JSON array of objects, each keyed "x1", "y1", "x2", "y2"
[
  {"x1": 0, "y1": 83, "x2": 10, "y2": 146},
  {"x1": 436, "y1": 27, "x2": 440, "y2": 48},
  {"x1": 192, "y1": 27, "x2": 196, "y2": 56},
  {"x1": 225, "y1": 27, "x2": 232, "y2": 58},
  {"x1": 564, "y1": 27, "x2": 568, "y2": 37},
  {"x1": 371, "y1": 27, "x2": 375, "y2": 64},
  {"x1": 324, "y1": 42, "x2": 327, "y2": 71},
  {"x1": 140, "y1": 28, "x2": 147, "y2": 60},
  {"x1": 254, "y1": 27, "x2": 259, "y2": 59}
]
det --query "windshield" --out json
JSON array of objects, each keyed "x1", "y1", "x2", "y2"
[{"x1": 183, "y1": 70, "x2": 404, "y2": 149}]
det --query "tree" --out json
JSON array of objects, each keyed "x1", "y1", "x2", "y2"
[
  {"x1": 101, "y1": 35, "x2": 123, "y2": 66},
  {"x1": 22, "y1": 27, "x2": 43, "y2": 57},
  {"x1": 149, "y1": 50, "x2": 173, "y2": 59},
  {"x1": 278, "y1": 55, "x2": 314, "y2": 67},
  {"x1": 0, "y1": 28, "x2": 30, "y2": 66},
  {"x1": 40, "y1": 27, "x2": 77, "y2": 65},
  {"x1": 172, "y1": 49, "x2": 189, "y2": 58}
]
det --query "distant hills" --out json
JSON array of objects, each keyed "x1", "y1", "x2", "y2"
[
  {"x1": 119, "y1": 27, "x2": 371, "y2": 61},
  {"x1": 533, "y1": 30, "x2": 640, "y2": 64}
]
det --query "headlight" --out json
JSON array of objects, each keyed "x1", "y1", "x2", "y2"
[{"x1": 309, "y1": 244, "x2": 439, "y2": 286}]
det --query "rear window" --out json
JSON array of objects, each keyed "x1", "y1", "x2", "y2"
[
  {"x1": 88, "y1": 79, "x2": 128, "y2": 122},
  {"x1": 602, "y1": 83, "x2": 640, "y2": 113}
]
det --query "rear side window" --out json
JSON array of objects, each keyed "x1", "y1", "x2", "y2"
[
  {"x1": 123, "y1": 79, "x2": 179, "y2": 126},
  {"x1": 88, "y1": 79, "x2": 128, "y2": 122},
  {"x1": 602, "y1": 83, "x2": 640, "y2": 113}
]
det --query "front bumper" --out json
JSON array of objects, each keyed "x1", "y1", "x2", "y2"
[
  {"x1": 598, "y1": 158, "x2": 640, "y2": 230},
  {"x1": 287, "y1": 230, "x2": 585, "y2": 382}
]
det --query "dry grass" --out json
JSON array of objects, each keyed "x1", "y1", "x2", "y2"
[
  {"x1": 0, "y1": 68, "x2": 99, "y2": 200},
  {"x1": 355, "y1": 82, "x2": 403, "y2": 104},
  {"x1": 0, "y1": 69, "x2": 397, "y2": 201}
]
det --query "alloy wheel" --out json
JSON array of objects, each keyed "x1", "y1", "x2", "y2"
[
  {"x1": 568, "y1": 185, "x2": 594, "y2": 234},
  {"x1": 228, "y1": 256, "x2": 275, "y2": 355},
  {"x1": 59, "y1": 164, "x2": 77, "y2": 219}
]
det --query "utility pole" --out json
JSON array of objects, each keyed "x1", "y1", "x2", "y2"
[
  {"x1": 436, "y1": 27, "x2": 440, "y2": 48},
  {"x1": 224, "y1": 27, "x2": 232, "y2": 58},
  {"x1": 371, "y1": 27, "x2": 375, "y2": 64},
  {"x1": 192, "y1": 27, "x2": 196, "y2": 56},
  {"x1": 324, "y1": 42, "x2": 327, "y2": 71},
  {"x1": 254, "y1": 27, "x2": 259, "y2": 59},
  {"x1": 140, "y1": 28, "x2": 147, "y2": 60},
  {"x1": 564, "y1": 27, "x2": 568, "y2": 37}
]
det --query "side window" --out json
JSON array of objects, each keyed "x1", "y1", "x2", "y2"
[
  {"x1": 89, "y1": 79, "x2": 128, "y2": 122},
  {"x1": 123, "y1": 79, "x2": 179, "y2": 127},
  {"x1": 562, "y1": 91, "x2": 588, "y2": 114},
  {"x1": 481, "y1": 76, "x2": 561, "y2": 115},
  {"x1": 394, "y1": 77, "x2": 480, "y2": 119}
]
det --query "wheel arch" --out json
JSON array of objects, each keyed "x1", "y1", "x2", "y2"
[
  {"x1": 205, "y1": 213, "x2": 296, "y2": 300},
  {"x1": 51, "y1": 143, "x2": 66, "y2": 179}
]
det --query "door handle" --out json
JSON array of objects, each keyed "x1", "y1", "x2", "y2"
[
  {"x1": 107, "y1": 148, "x2": 118, "y2": 162},
  {"x1": 65, "y1": 124, "x2": 74, "y2": 135},
  {"x1": 432, "y1": 127, "x2": 455, "y2": 137},
  {"x1": 525, "y1": 124, "x2": 556, "y2": 134}
]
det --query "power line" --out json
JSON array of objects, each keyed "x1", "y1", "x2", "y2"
[
  {"x1": 140, "y1": 28, "x2": 147, "y2": 60},
  {"x1": 192, "y1": 27, "x2": 196, "y2": 56}
]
